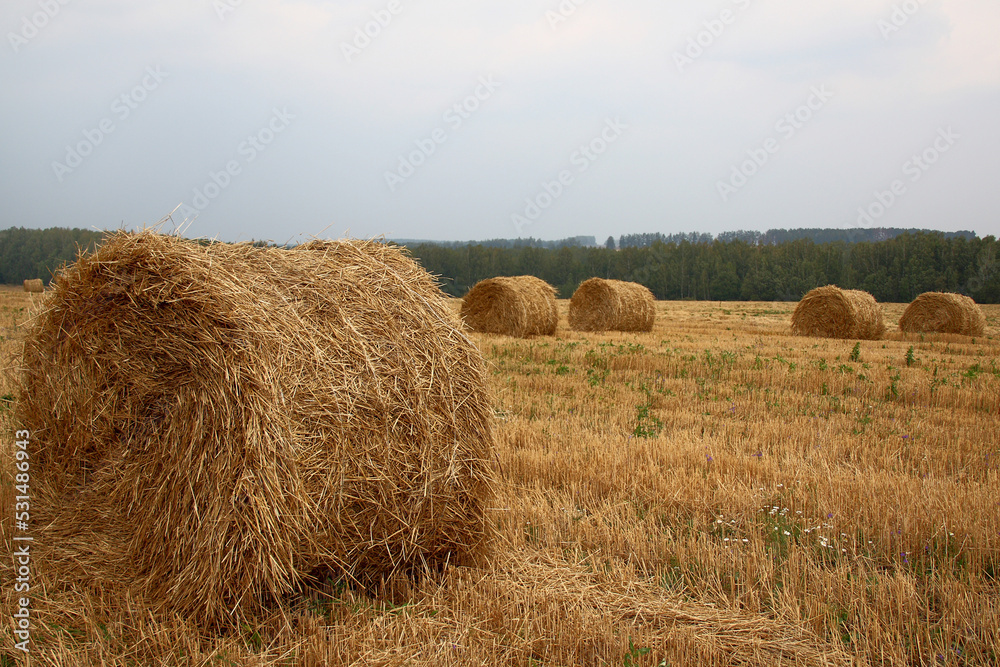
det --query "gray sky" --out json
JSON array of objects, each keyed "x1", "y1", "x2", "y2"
[{"x1": 2, "y1": 0, "x2": 998, "y2": 243}]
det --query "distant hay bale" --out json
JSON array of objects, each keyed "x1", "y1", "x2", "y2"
[
  {"x1": 460, "y1": 275, "x2": 558, "y2": 337},
  {"x1": 899, "y1": 292, "x2": 986, "y2": 337},
  {"x1": 17, "y1": 231, "x2": 497, "y2": 625},
  {"x1": 790, "y1": 285, "x2": 885, "y2": 340},
  {"x1": 23, "y1": 278, "x2": 43, "y2": 292},
  {"x1": 568, "y1": 278, "x2": 655, "y2": 332}
]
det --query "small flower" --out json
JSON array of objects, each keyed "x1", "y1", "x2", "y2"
[{"x1": 827, "y1": 513, "x2": 834, "y2": 519}]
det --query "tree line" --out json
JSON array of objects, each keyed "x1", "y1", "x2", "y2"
[
  {"x1": 407, "y1": 232, "x2": 999, "y2": 303},
  {"x1": 0, "y1": 227, "x2": 103, "y2": 285},
  {"x1": 618, "y1": 227, "x2": 976, "y2": 248},
  {"x1": 392, "y1": 235, "x2": 598, "y2": 250},
  {"x1": 2, "y1": 226, "x2": 998, "y2": 304}
]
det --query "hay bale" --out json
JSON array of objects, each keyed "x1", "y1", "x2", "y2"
[
  {"x1": 459, "y1": 275, "x2": 558, "y2": 337},
  {"x1": 790, "y1": 285, "x2": 885, "y2": 340},
  {"x1": 898, "y1": 292, "x2": 986, "y2": 337},
  {"x1": 17, "y1": 231, "x2": 497, "y2": 625},
  {"x1": 23, "y1": 278, "x2": 43, "y2": 292},
  {"x1": 568, "y1": 278, "x2": 655, "y2": 332}
]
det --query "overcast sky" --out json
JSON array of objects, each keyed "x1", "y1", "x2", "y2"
[{"x1": 2, "y1": 0, "x2": 998, "y2": 243}]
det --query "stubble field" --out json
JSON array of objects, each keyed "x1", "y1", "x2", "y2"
[{"x1": 2, "y1": 287, "x2": 998, "y2": 666}]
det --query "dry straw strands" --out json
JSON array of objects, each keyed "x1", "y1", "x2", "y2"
[
  {"x1": 23, "y1": 278, "x2": 43, "y2": 292},
  {"x1": 899, "y1": 291, "x2": 986, "y2": 337},
  {"x1": 568, "y1": 278, "x2": 655, "y2": 332},
  {"x1": 790, "y1": 285, "x2": 886, "y2": 340},
  {"x1": 17, "y1": 231, "x2": 498, "y2": 626},
  {"x1": 460, "y1": 275, "x2": 558, "y2": 337},
  {"x1": 300, "y1": 552, "x2": 854, "y2": 666}
]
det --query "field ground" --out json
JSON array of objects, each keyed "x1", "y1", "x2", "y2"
[{"x1": 2, "y1": 288, "x2": 999, "y2": 666}]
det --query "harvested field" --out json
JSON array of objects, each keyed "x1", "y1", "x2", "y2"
[{"x1": 2, "y1": 293, "x2": 999, "y2": 666}]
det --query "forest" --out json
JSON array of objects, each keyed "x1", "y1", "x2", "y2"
[
  {"x1": 407, "y1": 232, "x2": 999, "y2": 303},
  {"x1": 2, "y1": 226, "x2": 997, "y2": 304}
]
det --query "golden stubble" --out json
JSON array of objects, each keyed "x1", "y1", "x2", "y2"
[{"x1": 2, "y1": 291, "x2": 997, "y2": 666}]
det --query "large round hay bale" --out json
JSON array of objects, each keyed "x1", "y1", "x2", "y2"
[
  {"x1": 898, "y1": 292, "x2": 986, "y2": 337},
  {"x1": 459, "y1": 275, "x2": 558, "y2": 337},
  {"x1": 17, "y1": 231, "x2": 497, "y2": 625},
  {"x1": 568, "y1": 278, "x2": 655, "y2": 332},
  {"x1": 790, "y1": 285, "x2": 885, "y2": 340},
  {"x1": 23, "y1": 278, "x2": 43, "y2": 292}
]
